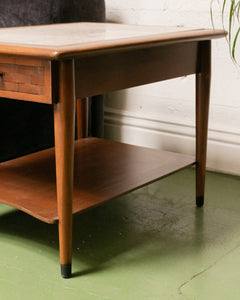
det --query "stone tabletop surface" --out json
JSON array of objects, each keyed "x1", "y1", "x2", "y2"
[{"x1": 0, "y1": 22, "x2": 226, "y2": 58}]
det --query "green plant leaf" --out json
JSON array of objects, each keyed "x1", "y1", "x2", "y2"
[
  {"x1": 228, "y1": 0, "x2": 235, "y2": 45},
  {"x1": 210, "y1": 0, "x2": 215, "y2": 28},
  {"x1": 232, "y1": 26, "x2": 240, "y2": 61},
  {"x1": 211, "y1": 0, "x2": 240, "y2": 63},
  {"x1": 222, "y1": 0, "x2": 227, "y2": 28}
]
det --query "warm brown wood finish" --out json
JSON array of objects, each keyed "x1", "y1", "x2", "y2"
[
  {"x1": 53, "y1": 60, "x2": 75, "y2": 272},
  {"x1": 195, "y1": 41, "x2": 211, "y2": 207},
  {"x1": 0, "y1": 23, "x2": 226, "y2": 278},
  {"x1": 0, "y1": 55, "x2": 52, "y2": 103},
  {"x1": 77, "y1": 98, "x2": 88, "y2": 138},
  {"x1": 75, "y1": 42, "x2": 198, "y2": 98},
  {"x1": 0, "y1": 138, "x2": 195, "y2": 223}
]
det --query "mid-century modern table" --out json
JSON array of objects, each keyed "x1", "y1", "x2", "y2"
[{"x1": 0, "y1": 23, "x2": 226, "y2": 278}]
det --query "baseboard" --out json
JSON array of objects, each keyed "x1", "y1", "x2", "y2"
[{"x1": 104, "y1": 108, "x2": 240, "y2": 176}]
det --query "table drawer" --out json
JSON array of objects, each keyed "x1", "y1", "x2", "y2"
[{"x1": 0, "y1": 55, "x2": 52, "y2": 104}]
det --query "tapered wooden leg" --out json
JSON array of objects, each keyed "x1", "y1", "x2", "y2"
[
  {"x1": 76, "y1": 97, "x2": 88, "y2": 139},
  {"x1": 54, "y1": 60, "x2": 75, "y2": 278},
  {"x1": 91, "y1": 95, "x2": 104, "y2": 138},
  {"x1": 196, "y1": 41, "x2": 211, "y2": 207}
]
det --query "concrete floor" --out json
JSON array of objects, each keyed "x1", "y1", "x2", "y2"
[{"x1": 0, "y1": 168, "x2": 240, "y2": 299}]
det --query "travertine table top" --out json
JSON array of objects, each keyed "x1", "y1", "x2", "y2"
[{"x1": 0, "y1": 22, "x2": 226, "y2": 59}]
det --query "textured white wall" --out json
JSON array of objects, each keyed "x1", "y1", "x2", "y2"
[{"x1": 104, "y1": 0, "x2": 240, "y2": 175}]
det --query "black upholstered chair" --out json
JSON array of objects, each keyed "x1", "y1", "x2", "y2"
[{"x1": 0, "y1": 0, "x2": 105, "y2": 162}]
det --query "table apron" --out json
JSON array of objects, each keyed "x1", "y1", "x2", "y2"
[
  {"x1": 75, "y1": 41, "x2": 200, "y2": 99},
  {"x1": 0, "y1": 41, "x2": 203, "y2": 103}
]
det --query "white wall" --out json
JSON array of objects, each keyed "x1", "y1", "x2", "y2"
[{"x1": 104, "y1": 0, "x2": 240, "y2": 175}]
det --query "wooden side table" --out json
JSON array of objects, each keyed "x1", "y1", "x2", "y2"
[{"x1": 0, "y1": 23, "x2": 226, "y2": 278}]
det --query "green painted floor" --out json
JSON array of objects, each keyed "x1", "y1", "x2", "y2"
[{"x1": 0, "y1": 168, "x2": 240, "y2": 299}]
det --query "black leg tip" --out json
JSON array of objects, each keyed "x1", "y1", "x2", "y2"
[
  {"x1": 196, "y1": 196, "x2": 204, "y2": 207},
  {"x1": 61, "y1": 264, "x2": 72, "y2": 278}
]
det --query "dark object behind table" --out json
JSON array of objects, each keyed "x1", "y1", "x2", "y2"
[{"x1": 0, "y1": 0, "x2": 105, "y2": 162}]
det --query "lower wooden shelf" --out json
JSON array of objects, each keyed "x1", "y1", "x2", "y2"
[{"x1": 0, "y1": 138, "x2": 195, "y2": 223}]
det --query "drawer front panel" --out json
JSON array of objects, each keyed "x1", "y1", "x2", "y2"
[{"x1": 0, "y1": 55, "x2": 52, "y2": 104}]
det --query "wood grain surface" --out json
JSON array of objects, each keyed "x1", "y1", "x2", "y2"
[
  {"x1": 0, "y1": 55, "x2": 51, "y2": 103},
  {"x1": 53, "y1": 59, "x2": 75, "y2": 267},
  {"x1": 196, "y1": 41, "x2": 211, "y2": 206},
  {"x1": 0, "y1": 138, "x2": 195, "y2": 224},
  {"x1": 76, "y1": 98, "x2": 88, "y2": 139},
  {"x1": 75, "y1": 42, "x2": 198, "y2": 98}
]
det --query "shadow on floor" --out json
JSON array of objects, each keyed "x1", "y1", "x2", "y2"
[{"x1": 0, "y1": 169, "x2": 239, "y2": 278}]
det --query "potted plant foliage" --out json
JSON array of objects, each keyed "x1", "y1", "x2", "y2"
[{"x1": 211, "y1": 0, "x2": 240, "y2": 61}]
